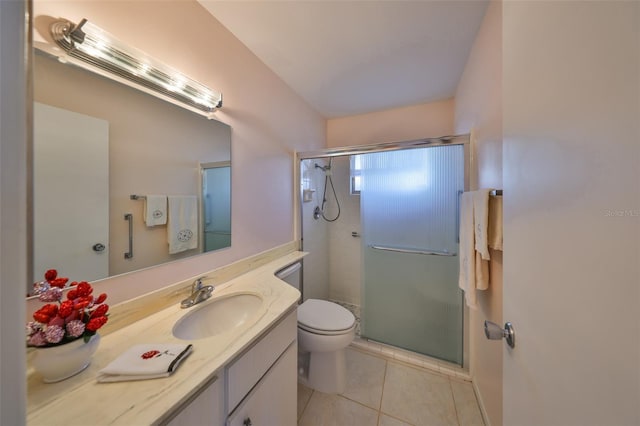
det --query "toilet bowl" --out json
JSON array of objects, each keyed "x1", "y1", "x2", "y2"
[
  {"x1": 297, "y1": 298, "x2": 356, "y2": 394},
  {"x1": 275, "y1": 262, "x2": 356, "y2": 394}
]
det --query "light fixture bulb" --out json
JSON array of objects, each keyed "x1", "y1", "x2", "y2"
[{"x1": 49, "y1": 18, "x2": 223, "y2": 114}]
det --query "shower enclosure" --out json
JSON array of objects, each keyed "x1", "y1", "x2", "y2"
[
  {"x1": 299, "y1": 136, "x2": 469, "y2": 365},
  {"x1": 201, "y1": 162, "x2": 231, "y2": 252}
]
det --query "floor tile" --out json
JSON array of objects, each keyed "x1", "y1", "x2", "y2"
[
  {"x1": 450, "y1": 380, "x2": 485, "y2": 426},
  {"x1": 381, "y1": 361, "x2": 458, "y2": 426},
  {"x1": 298, "y1": 346, "x2": 485, "y2": 426},
  {"x1": 378, "y1": 414, "x2": 413, "y2": 426},
  {"x1": 298, "y1": 383, "x2": 313, "y2": 420},
  {"x1": 341, "y1": 348, "x2": 387, "y2": 410},
  {"x1": 298, "y1": 391, "x2": 379, "y2": 426}
]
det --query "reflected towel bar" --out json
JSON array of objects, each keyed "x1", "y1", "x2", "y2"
[
  {"x1": 369, "y1": 245, "x2": 456, "y2": 257},
  {"x1": 124, "y1": 213, "x2": 133, "y2": 259}
]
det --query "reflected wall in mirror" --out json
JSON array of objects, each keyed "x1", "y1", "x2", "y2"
[{"x1": 32, "y1": 50, "x2": 232, "y2": 293}]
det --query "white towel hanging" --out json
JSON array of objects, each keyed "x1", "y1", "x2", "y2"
[
  {"x1": 473, "y1": 189, "x2": 492, "y2": 261},
  {"x1": 459, "y1": 192, "x2": 478, "y2": 308},
  {"x1": 458, "y1": 190, "x2": 492, "y2": 309},
  {"x1": 167, "y1": 195, "x2": 198, "y2": 254},
  {"x1": 143, "y1": 195, "x2": 167, "y2": 226}
]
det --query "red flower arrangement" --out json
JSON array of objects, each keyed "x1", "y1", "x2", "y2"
[{"x1": 27, "y1": 269, "x2": 109, "y2": 347}]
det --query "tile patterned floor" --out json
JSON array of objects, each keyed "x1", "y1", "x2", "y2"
[{"x1": 298, "y1": 347, "x2": 484, "y2": 426}]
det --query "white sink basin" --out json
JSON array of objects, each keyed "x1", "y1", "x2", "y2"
[{"x1": 172, "y1": 293, "x2": 264, "y2": 340}]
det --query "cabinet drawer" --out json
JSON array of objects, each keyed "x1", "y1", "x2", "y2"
[{"x1": 227, "y1": 309, "x2": 296, "y2": 411}]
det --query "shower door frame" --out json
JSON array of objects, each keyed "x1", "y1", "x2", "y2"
[{"x1": 296, "y1": 134, "x2": 472, "y2": 369}]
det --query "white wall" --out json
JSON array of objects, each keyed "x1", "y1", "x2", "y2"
[
  {"x1": 327, "y1": 99, "x2": 454, "y2": 148},
  {"x1": 503, "y1": 2, "x2": 639, "y2": 424},
  {"x1": 453, "y1": 1, "x2": 503, "y2": 425},
  {"x1": 0, "y1": 1, "x2": 27, "y2": 423},
  {"x1": 31, "y1": 0, "x2": 326, "y2": 306}
]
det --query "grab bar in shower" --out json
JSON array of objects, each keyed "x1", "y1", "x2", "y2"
[{"x1": 369, "y1": 245, "x2": 456, "y2": 257}]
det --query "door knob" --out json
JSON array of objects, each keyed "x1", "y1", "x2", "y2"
[
  {"x1": 92, "y1": 243, "x2": 106, "y2": 252},
  {"x1": 484, "y1": 320, "x2": 516, "y2": 348}
]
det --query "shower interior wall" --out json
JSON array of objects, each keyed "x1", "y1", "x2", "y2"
[
  {"x1": 301, "y1": 156, "x2": 362, "y2": 311},
  {"x1": 300, "y1": 159, "x2": 330, "y2": 301},
  {"x1": 327, "y1": 157, "x2": 362, "y2": 306}
]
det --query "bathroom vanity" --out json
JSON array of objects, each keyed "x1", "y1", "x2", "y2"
[
  {"x1": 27, "y1": 252, "x2": 303, "y2": 425},
  {"x1": 167, "y1": 311, "x2": 297, "y2": 425}
]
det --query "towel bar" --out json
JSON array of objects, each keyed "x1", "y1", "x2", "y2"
[{"x1": 369, "y1": 245, "x2": 456, "y2": 257}]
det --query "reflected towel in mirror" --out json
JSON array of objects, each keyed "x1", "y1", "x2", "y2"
[
  {"x1": 168, "y1": 195, "x2": 198, "y2": 254},
  {"x1": 144, "y1": 195, "x2": 167, "y2": 226}
]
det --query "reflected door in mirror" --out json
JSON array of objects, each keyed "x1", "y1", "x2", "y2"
[{"x1": 33, "y1": 103, "x2": 109, "y2": 282}]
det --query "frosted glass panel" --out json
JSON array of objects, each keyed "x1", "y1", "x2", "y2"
[{"x1": 360, "y1": 145, "x2": 464, "y2": 364}]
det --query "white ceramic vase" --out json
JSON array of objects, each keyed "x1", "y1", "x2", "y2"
[{"x1": 32, "y1": 334, "x2": 101, "y2": 383}]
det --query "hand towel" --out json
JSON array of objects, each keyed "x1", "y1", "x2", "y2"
[
  {"x1": 473, "y1": 189, "x2": 492, "y2": 261},
  {"x1": 144, "y1": 195, "x2": 167, "y2": 226},
  {"x1": 97, "y1": 343, "x2": 192, "y2": 383},
  {"x1": 488, "y1": 194, "x2": 503, "y2": 251},
  {"x1": 167, "y1": 195, "x2": 198, "y2": 254}
]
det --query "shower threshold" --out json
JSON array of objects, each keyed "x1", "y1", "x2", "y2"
[{"x1": 350, "y1": 337, "x2": 469, "y2": 381}]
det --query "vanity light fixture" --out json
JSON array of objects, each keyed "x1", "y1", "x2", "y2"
[{"x1": 49, "y1": 18, "x2": 222, "y2": 116}]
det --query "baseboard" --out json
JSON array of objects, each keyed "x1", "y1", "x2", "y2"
[{"x1": 472, "y1": 378, "x2": 492, "y2": 426}]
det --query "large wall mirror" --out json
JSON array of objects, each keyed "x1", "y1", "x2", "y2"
[{"x1": 30, "y1": 47, "x2": 232, "y2": 295}]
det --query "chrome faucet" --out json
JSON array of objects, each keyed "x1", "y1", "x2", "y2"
[{"x1": 180, "y1": 276, "x2": 214, "y2": 308}]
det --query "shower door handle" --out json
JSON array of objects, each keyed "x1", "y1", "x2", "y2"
[
  {"x1": 456, "y1": 190, "x2": 463, "y2": 243},
  {"x1": 369, "y1": 245, "x2": 456, "y2": 256}
]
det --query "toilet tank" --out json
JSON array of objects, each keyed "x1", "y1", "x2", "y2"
[{"x1": 275, "y1": 261, "x2": 302, "y2": 293}]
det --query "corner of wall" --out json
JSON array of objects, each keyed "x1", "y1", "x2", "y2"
[{"x1": 453, "y1": 1, "x2": 503, "y2": 425}]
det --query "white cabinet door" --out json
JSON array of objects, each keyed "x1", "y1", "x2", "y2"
[
  {"x1": 227, "y1": 343, "x2": 297, "y2": 426},
  {"x1": 166, "y1": 376, "x2": 223, "y2": 426},
  {"x1": 227, "y1": 311, "x2": 297, "y2": 411}
]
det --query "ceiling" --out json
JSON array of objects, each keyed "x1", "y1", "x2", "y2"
[{"x1": 199, "y1": 1, "x2": 489, "y2": 119}]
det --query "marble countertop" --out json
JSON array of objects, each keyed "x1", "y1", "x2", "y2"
[{"x1": 27, "y1": 252, "x2": 303, "y2": 425}]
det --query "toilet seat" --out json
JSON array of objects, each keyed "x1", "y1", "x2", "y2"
[{"x1": 298, "y1": 299, "x2": 355, "y2": 336}]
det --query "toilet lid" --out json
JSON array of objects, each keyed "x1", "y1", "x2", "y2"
[{"x1": 298, "y1": 299, "x2": 355, "y2": 332}]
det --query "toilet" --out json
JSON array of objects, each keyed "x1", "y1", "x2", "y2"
[{"x1": 276, "y1": 262, "x2": 356, "y2": 394}]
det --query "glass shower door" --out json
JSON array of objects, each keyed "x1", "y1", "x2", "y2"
[{"x1": 359, "y1": 145, "x2": 465, "y2": 364}]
